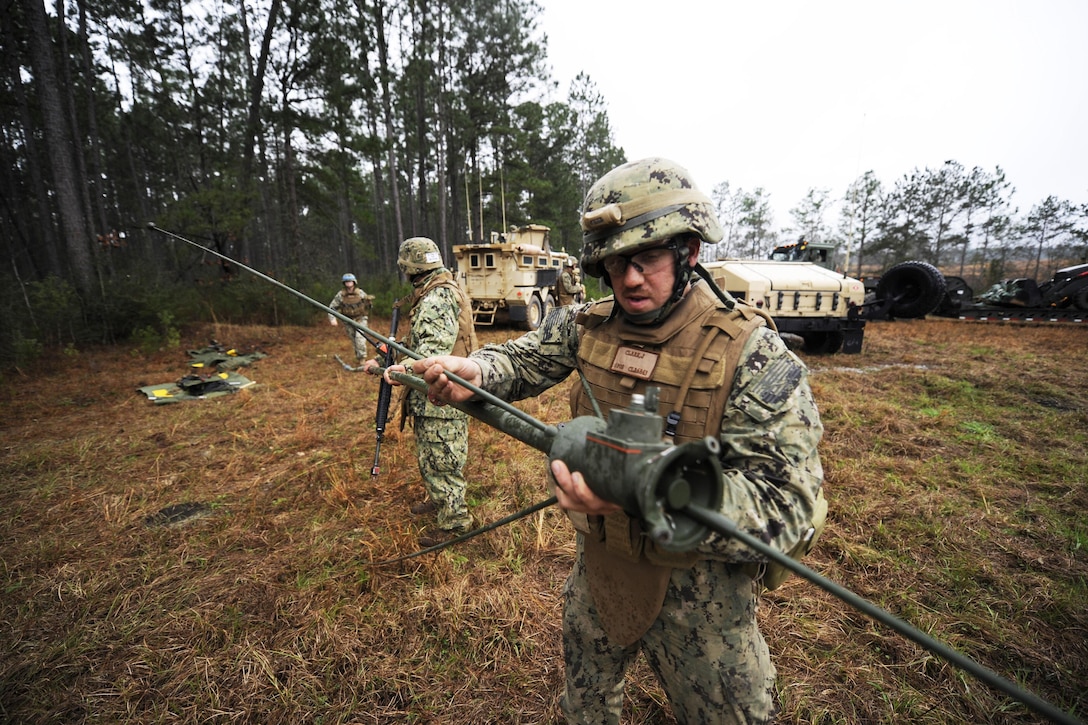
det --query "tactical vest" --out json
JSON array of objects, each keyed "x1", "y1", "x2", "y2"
[
  {"x1": 571, "y1": 282, "x2": 770, "y2": 564},
  {"x1": 338, "y1": 287, "x2": 370, "y2": 318},
  {"x1": 569, "y1": 283, "x2": 770, "y2": 645},
  {"x1": 403, "y1": 269, "x2": 478, "y2": 356},
  {"x1": 396, "y1": 271, "x2": 478, "y2": 426}
]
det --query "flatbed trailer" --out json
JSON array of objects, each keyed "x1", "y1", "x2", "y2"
[{"x1": 936, "y1": 308, "x2": 1087, "y2": 323}]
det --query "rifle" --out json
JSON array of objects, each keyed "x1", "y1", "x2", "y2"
[{"x1": 371, "y1": 303, "x2": 401, "y2": 477}]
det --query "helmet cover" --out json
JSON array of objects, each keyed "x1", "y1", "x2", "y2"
[
  {"x1": 579, "y1": 157, "x2": 723, "y2": 278},
  {"x1": 398, "y1": 237, "x2": 444, "y2": 275}
]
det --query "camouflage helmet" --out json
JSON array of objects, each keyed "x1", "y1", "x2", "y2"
[
  {"x1": 397, "y1": 237, "x2": 444, "y2": 275},
  {"x1": 579, "y1": 157, "x2": 723, "y2": 278}
]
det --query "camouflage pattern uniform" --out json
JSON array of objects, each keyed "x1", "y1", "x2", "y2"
[
  {"x1": 329, "y1": 280, "x2": 373, "y2": 361},
  {"x1": 471, "y1": 293, "x2": 822, "y2": 723},
  {"x1": 464, "y1": 158, "x2": 825, "y2": 724},
  {"x1": 402, "y1": 266, "x2": 475, "y2": 533},
  {"x1": 557, "y1": 260, "x2": 585, "y2": 306}
]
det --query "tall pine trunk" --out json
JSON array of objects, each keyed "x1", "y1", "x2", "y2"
[
  {"x1": 373, "y1": 0, "x2": 404, "y2": 246},
  {"x1": 2, "y1": 9, "x2": 61, "y2": 277},
  {"x1": 23, "y1": 0, "x2": 95, "y2": 295}
]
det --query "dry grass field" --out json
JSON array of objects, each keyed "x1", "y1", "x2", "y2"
[{"x1": 1, "y1": 316, "x2": 1086, "y2": 724}]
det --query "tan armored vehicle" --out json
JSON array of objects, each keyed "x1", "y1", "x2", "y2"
[
  {"x1": 452, "y1": 224, "x2": 574, "y2": 331},
  {"x1": 704, "y1": 259, "x2": 867, "y2": 354}
]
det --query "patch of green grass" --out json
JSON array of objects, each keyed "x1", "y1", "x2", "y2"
[
  {"x1": 959, "y1": 420, "x2": 998, "y2": 442},
  {"x1": 1063, "y1": 522, "x2": 1088, "y2": 553}
]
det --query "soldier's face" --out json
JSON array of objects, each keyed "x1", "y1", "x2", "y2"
[{"x1": 608, "y1": 240, "x2": 698, "y2": 316}]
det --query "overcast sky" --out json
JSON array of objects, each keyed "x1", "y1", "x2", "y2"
[{"x1": 537, "y1": 0, "x2": 1088, "y2": 231}]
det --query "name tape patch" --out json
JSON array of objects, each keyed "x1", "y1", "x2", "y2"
[{"x1": 610, "y1": 346, "x2": 659, "y2": 380}]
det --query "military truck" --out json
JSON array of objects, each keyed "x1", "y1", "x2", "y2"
[
  {"x1": 452, "y1": 224, "x2": 574, "y2": 331},
  {"x1": 773, "y1": 237, "x2": 1088, "y2": 322},
  {"x1": 705, "y1": 238, "x2": 976, "y2": 353},
  {"x1": 769, "y1": 239, "x2": 953, "y2": 321},
  {"x1": 704, "y1": 259, "x2": 868, "y2": 354}
]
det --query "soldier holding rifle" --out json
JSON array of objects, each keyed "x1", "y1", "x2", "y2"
[
  {"x1": 364, "y1": 237, "x2": 478, "y2": 547},
  {"x1": 557, "y1": 256, "x2": 585, "y2": 306}
]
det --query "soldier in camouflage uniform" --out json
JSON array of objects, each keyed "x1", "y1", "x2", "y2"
[
  {"x1": 557, "y1": 257, "x2": 585, "y2": 306},
  {"x1": 364, "y1": 237, "x2": 478, "y2": 547},
  {"x1": 329, "y1": 273, "x2": 374, "y2": 361},
  {"x1": 413, "y1": 158, "x2": 825, "y2": 724}
]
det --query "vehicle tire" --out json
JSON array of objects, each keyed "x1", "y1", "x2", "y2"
[
  {"x1": 523, "y1": 295, "x2": 545, "y2": 331},
  {"x1": 1072, "y1": 285, "x2": 1088, "y2": 311},
  {"x1": 937, "y1": 275, "x2": 973, "y2": 314},
  {"x1": 544, "y1": 293, "x2": 556, "y2": 318},
  {"x1": 801, "y1": 330, "x2": 844, "y2": 354},
  {"x1": 875, "y1": 261, "x2": 947, "y2": 318}
]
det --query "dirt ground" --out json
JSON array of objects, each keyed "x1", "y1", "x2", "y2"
[{"x1": 1, "y1": 316, "x2": 1085, "y2": 724}]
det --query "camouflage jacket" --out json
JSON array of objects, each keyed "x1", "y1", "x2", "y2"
[
  {"x1": 557, "y1": 269, "x2": 584, "y2": 304},
  {"x1": 403, "y1": 269, "x2": 472, "y2": 420},
  {"x1": 470, "y1": 283, "x2": 824, "y2": 563}
]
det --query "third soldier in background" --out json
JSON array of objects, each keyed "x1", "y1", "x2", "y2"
[
  {"x1": 365, "y1": 237, "x2": 478, "y2": 547},
  {"x1": 328, "y1": 273, "x2": 374, "y2": 362}
]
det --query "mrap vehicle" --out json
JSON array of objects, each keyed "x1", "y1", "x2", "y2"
[{"x1": 452, "y1": 224, "x2": 575, "y2": 331}]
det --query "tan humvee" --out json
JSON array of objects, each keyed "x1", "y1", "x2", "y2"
[{"x1": 704, "y1": 259, "x2": 867, "y2": 354}]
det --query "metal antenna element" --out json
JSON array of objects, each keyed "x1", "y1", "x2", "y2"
[
  {"x1": 147, "y1": 223, "x2": 549, "y2": 435},
  {"x1": 369, "y1": 366, "x2": 556, "y2": 448},
  {"x1": 370, "y1": 496, "x2": 558, "y2": 565},
  {"x1": 682, "y1": 504, "x2": 1083, "y2": 725}
]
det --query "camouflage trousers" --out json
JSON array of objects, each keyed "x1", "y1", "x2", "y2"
[
  {"x1": 560, "y1": 537, "x2": 777, "y2": 725},
  {"x1": 412, "y1": 413, "x2": 472, "y2": 531},
  {"x1": 344, "y1": 317, "x2": 369, "y2": 360}
]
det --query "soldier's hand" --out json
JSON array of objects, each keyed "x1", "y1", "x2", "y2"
[
  {"x1": 550, "y1": 459, "x2": 622, "y2": 515},
  {"x1": 361, "y1": 358, "x2": 380, "y2": 375},
  {"x1": 382, "y1": 363, "x2": 407, "y2": 385},
  {"x1": 329, "y1": 318, "x2": 338, "y2": 326},
  {"x1": 415, "y1": 356, "x2": 482, "y2": 404}
]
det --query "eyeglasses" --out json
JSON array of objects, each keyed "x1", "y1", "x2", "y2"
[{"x1": 601, "y1": 245, "x2": 677, "y2": 278}]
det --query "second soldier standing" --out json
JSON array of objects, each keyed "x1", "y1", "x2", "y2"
[{"x1": 365, "y1": 237, "x2": 478, "y2": 546}]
